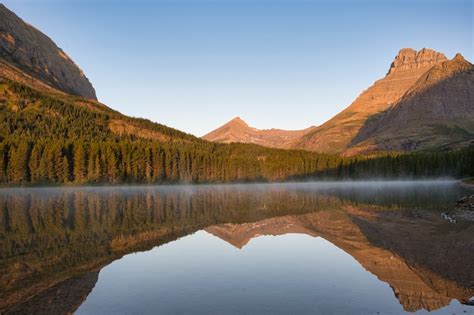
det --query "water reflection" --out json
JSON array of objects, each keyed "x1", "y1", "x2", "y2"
[{"x1": 0, "y1": 181, "x2": 472, "y2": 314}]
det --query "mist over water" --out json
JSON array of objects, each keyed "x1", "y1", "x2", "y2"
[
  {"x1": 0, "y1": 180, "x2": 472, "y2": 314},
  {"x1": 0, "y1": 179, "x2": 464, "y2": 201}
]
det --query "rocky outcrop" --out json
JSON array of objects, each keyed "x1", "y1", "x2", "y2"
[
  {"x1": 202, "y1": 116, "x2": 315, "y2": 148},
  {"x1": 457, "y1": 195, "x2": 474, "y2": 211},
  {"x1": 0, "y1": 4, "x2": 97, "y2": 99},
  {"x1": 448, "y1": 195, "x2": 474, "y2": 222},
  {"x1": 0, "y1": 59, "x2": 63, "y2": 95},
  {"x1": 347, "y1": 54, "x2": 474, "y2": 153},
  {"x1": 291, "y1": 48, "x2": 448, "y2": 153},
  {"x1": 387, "y1": 48, "x2": 447, "y2": 75}
]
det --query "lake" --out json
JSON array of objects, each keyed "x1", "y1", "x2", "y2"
[{"x1": 0, "y1": 181, "x2": 473, "y2": 314}]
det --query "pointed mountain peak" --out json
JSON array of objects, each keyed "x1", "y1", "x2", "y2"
[
  {"x1": 227, "y1": 116, "x2": 249, "y2": 127},
  {"x1": 230, "y1": 116, "x2": 244, "y2": 122},
  {"x1": 202, "y1": 116, "x2": 314, "y2": 147},
  {"x1": 453, "y1": 53, "x2": 465, "y2": 61},
  {"x1": 426, "y1": 52, "x2": 472, "y2": 76},
  {"x1": 403, "y1": 52, "x2": 473, "y2": 96},
  {"x1": 387, "y1": 48, "x2": 447, "y2": 75},
  {"x1": 450, "y1": 53, "x2": 471, "y2": 67}
]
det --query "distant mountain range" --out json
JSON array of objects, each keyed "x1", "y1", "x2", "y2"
[{"x1": 204, "y1": 49, "x2": 474, "y2": 154}]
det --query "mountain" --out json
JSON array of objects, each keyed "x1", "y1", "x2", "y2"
[
  {"x1": 0, "y1": 4, "x2": 471, "y2": 185},
  {"x1": 346, "y1": 53, "x2": 474, "y2": 154},
  {"x1": 2, "y1": 75, "x2": 348, "y2": 184},
  {"x1": 202, "y1": 116, "x2": 315, "y2": 148},
  {"x1": 291, "y1": 48, "x2": 448, "y2": 153},
  {"x1": 203, "y1": 48, "x2": 473, "y2": 154},
  {"x1": 0, "y1": 4, "x2": 96, "y2": 99},
  {"x1": 0, "y1": 5, "x2": 356, "y2": 185}
]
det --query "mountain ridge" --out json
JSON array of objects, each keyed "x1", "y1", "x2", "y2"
[
  {"x1": 287, "y1": 48, "x2": 450, "y2": 153},
  {"x1": 347, "y1": 53, "x2": 474, "y2": 153},
  {"x1": 0, "y1": 3, "x2": 472, "y2": 186},
  {"x1": 204, "y1": 48, "x2": 473, "y2": 155},
  {"x1": 202, "y1": 116, "x2": 316, "y2": 148}
]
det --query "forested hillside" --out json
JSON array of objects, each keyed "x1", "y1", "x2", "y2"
[
  {"x1": 0, "y1": 77, "x2": 473, "y2": 185},
  {"x1": 0, "y1": 78, "x2": 344, "y2": 184}
]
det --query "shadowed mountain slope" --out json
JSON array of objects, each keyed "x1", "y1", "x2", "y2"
[
  {"x1": 0, "y1": 4, "x2": 97, "y2": 99},
  {"x1": 346, "y1": 54, "x2": 474, "y2": 154},
  {"x1": 291, "y1": 48, "x2": 448, "y2": 153}
]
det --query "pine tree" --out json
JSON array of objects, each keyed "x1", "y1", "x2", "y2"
[
  {"x1": 0, "y1": 143, "x2": 7, "y2": 183},
  {"x1": 61, "y1": 156, "x2": 70, "y2": 183},
  {"x1": 73, "y1": 142, "x2": 87, "y2": 183},
  {"x1": 8, "y1": 142, "x2": 30, "y2": 183},
  {"x1": 29, "y1": 144, "x2": 42, "y2": 183}
]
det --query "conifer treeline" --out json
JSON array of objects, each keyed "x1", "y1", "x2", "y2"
[
  {"x1": 0, "y1": 78, "x2": 473, "y2": 185},
  {"x1": 0, "y1": 139, "x2": 344, "y2": 184},
  {"x1": 1, "y1": 139, "x2": 472, "y2": 185},
  {"x1": 333, "y1": 148, "x2": 474, "y2": 179}
]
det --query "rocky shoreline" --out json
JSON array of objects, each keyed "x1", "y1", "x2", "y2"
[{"x1": 443, "y1": 194, "x2": 474, "y2": 222}]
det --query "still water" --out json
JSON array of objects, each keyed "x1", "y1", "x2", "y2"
[{"x1": 0, "y1": 181, "x2": 473, "y2": 314}]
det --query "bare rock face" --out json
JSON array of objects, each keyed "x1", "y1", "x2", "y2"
[
  {"x1": 202, "y1": 116, "x2": 315, "y2": 149},
  {"x1": 387, "y1": 48, "x2": 447, "y2": 75},
  {"x1": 0, "y1": 4, "x2": 97, "y2": 99},
  {"x1": 291, "y1": 48, "x2": 447, "y2": 153},
  {"x1": 347, "y1": 53, "x2": 474, "y2": 153}
]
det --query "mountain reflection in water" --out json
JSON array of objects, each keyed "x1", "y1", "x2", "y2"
[{"x1": 0, "y1": 181, "x2": 473, "y2": 314}]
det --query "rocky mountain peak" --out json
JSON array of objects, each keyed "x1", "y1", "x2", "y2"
[
  {"x1": 347, "y1": 52, "x2": 474, "y2": 154},
  {"x1": 406, "y1": 52, "x2": 473, "y2": 95},
  {"x1": 228, "y1": 116, "x2": 249, "y2": 127},
  {"x1": 203, "y1": 116, "x2": 315, "y2": 148},
  {"x1": 387, "y1": 48, "x2": 447, "y2": 75},
  {"x1": 0, "y1": 4, "x2": 97, "y2": 99},
  {"x1": 453, "y1": 53, "x2": 467, "y2": 62},
  {"x1": 449, "y1": 53, "x2": 472, "y2": 69}
]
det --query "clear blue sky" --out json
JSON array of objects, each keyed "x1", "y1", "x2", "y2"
[{"x1": 3, "y1": 0, "x2": 473, "y2": 136}]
